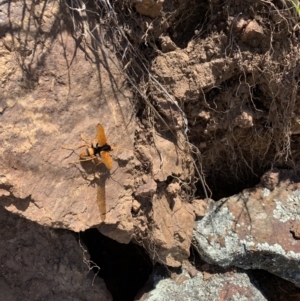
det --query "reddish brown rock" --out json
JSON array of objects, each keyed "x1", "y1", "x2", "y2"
[
  {"x1": 151, "y1": 33, "x2": 238, "y2": 105},
  {"x1": 233, "y1": 109, "x2": 254, "y2": 128},
  {"x1": 150, "y1": 195, "x2": 194, "y2": 266},
  {"x1": 132, "y1": 199, "x2": 142, "y2": 213},
  {"x1": 242, "y1": 20, "x2": 264, "y2": 47},
  {"x1": 231, "y1": 15, "x2": 248, "y2": 33},
  {"x1": 0, "y1": 0, "x2": 137, "y2": 246},
  {"x1": 260, "y1": 168, "x2": 280, "y2": 190},
  {"x1": 191, "y1": 199, "x2": 208, "y2": 218},
  {"x1": 132, "y1": 0, "x2": 164, "y2": 18},
  {"x1": 159, "y1": 35, "x2": 177, "y2": 53},
  {"x1": 135, "y1": 177, "x2": 157, "y2": 197},
  {"x1": 133, "y1": 131, "x2": 194, "y2": 266},
  {"x1": 290, "y1": 221, "x2": 300, "y2": 239},
  {"x1": 0, "y1": 0, "x2": 195, "y2": 267}
]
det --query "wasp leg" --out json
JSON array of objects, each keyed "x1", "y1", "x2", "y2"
[
  {"x1": 68, "y1": 156, "x2": 97, "y2": 165},
  {"x1": 95, "y1": 160, "x2": 104, "y2": 167},
  {"x1": 92, "y1": 159, "x2": 108, "y2": 172},
  {"x1": 62, "y1": 144, "x2": 90, "y2": 161},
  {"x1": 79, "y1": 156, "x2": 97, "y2": 162}
]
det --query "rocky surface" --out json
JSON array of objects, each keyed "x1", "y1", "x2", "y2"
[
  {"x1": 133, "y1": 133, "x2": 194, "y2": 266},
  {"x1": 135, "y1": 261, "x2": 267, "y2": 301},
  {"x1": 0, "y1": 206, "x2": 112, "y2": 301},
  {"x1": 193, "y1": 169, "x2": 300, "y2": 287},
  {"x1": 0, "y1": 0, "x2": 194, "y2": 267},
  {"x1": 149, "y1": 2, "x2": 300, "y2": 197},
  {"x1": 1, "y1": 0, "x2": 300, "y2": 299},
  {"x1": 131, "y1": 0, "x2": 163, "y2": 18}
]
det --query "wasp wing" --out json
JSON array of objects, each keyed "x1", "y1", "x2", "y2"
[
  {"x1": 101, "y1": 151, "x2": 113, "y2": 170},
  {"x1": 96, "y1": 123, "x2": 107, "y2": 147}
]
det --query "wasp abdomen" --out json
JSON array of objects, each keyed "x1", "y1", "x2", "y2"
[{"x1": 80, "y1": 148, "x2": 95, "y2": 158}]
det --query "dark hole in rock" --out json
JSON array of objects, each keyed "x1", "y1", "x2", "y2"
[
  {"x1": 170, "y1": 0, "x2": 210, "y2": 48},
  {"x1": 190, "y1": 247, "x2": 300, "y2": 300},
  {"x1": 81, "y1": 229, "x2": 153, "y2": 301},
  {"x1": 195, "y1": 173, "x2": 261, "y2": 200},
  {"x1": 248, "y1": 269, "x2": 300, "y2": 301}
]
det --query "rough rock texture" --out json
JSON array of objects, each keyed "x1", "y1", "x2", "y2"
[
  {"x1": 0, "y1": 0, "x2": 194, "y2": 267},
  {"x1": 149, "y1": 1, "x2": 300, "y2": 197},
  {"x1": 135, "y1": 261, "x2": 267, "y2": 301},
  {"x1": 191, "y1": 198, "x2": 212, "y2": 218},
  {"x1": 0, "y1": 0, "x2": 136, "y2": 242},
  {"x1": 193, "y1": 169, "x2": 300, "y2": 287},
  {"x1": 131, "y1": 0, "x2": 163, "y2": 18},
  {"x1": 1, "y1": 0, "x2": 300, "y2": 298},
  {"x1": 0, "y1": 206, "x2": 112, "y2": 301},
  {"x1": 133, "y1": 132, "x2": 194, "y2": 266}
]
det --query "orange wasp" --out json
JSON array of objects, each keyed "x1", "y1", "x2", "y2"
[
  {"x1": 64, "y1": 123, "x2": 113, "y2": 169},
  {"x1": 63, "y1": 124, "x2": 113, "y2": 221}
]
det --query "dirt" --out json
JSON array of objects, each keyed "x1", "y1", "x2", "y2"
[
  {"x1": 1, "y1": 0, "x2": 300, "y2": 299},
  {"x1": 71, "y1": 0, "x2": 300, "y2": 296},
  {"x1": 111, "y1": 0, "x2": 300, "y2": 198},
  {"x1": 145, "y1": 0, "x2": 300, "y2": 199}
]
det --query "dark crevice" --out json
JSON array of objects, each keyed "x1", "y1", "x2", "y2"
[
  {"x1": 80, "y1": 229, "x2": 153, "y2": 301},
  {"x1": 170, "y1": 0, "x2": 210, "y2": 48},
  {"x1": 202, "y1": 173, "x2": 261, "y2": 200},
  {"x1": 248, "y1": 269, "x2": 300, "y2": 301}
]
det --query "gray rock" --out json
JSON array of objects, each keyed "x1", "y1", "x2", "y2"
[
  {"x1": 193, "y1": 169, "x2": 300, "y2": 287},
  {"x1": 135, "y1": 262, "x2": 267, "y2": 301}
]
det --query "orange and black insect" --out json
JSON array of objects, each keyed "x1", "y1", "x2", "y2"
[
  {"x1": 80, "y1": 124, "x2": 113, "y2": 169},
  {"x1": 63, "y1": 124, "x2": 113, "y2": 221},
  {"x1": 63, "y1": 123, "x2": 113, "y2": 169}
]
